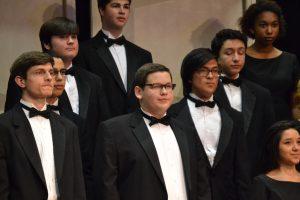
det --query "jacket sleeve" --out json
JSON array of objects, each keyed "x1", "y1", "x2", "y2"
[{"x1": 0, "y1": 124, "x2": 10, "y2": 200}]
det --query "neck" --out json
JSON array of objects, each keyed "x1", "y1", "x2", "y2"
[
  {"x1": 252, "y1": 41, "x2": 274, "y2": 54},
  {"x1": 22, "y1": 95, "x2": 46, "y2": 110},
  {"x1": 102, "y1": 26, "x2": 123, "y2": 38},
  {"x1": 63, "y1": 60, "x2": 72, "y2": 68},
  {"x1": 141, "y1": 107, "x2": 166, "y2": 119},
  {"x1": 192, "y1": 91, "x2": 212, "y2": 101},
  {"x1": 46, "y1": 97, "x2": 58, "y2": 105}
]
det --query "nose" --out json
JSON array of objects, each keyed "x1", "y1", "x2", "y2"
[
  {"x1": 160, "y1": 86, "x2": 168, "y2": 95},
  {"x1": 232, "y1": 53, "x2": 240, "y2": 62},
  {"x1": 266, "y1": 26, "x2": 273, "y2": 34},
  {"x1": 67, "y1": 35, "x2": 74, "y2": 43},
  {"x1": 45, "y1": 71, "x2": 53, "y2": 81}
]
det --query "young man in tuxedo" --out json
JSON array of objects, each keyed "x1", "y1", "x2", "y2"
[
  {"x1": 168, "y1": 48, "x2": 250, "y2": 200},
  {"x1": 0, "y1": 51, "x2": 85, "y2": 199},
  {"x1": 211, "y1": 29, "x2": 275, "y2": 176},
  {"x1": 75, "y1": 0, "x2": 153, "y2": 117},
  {"x1": 93, "y1": 63, "x2": 197, "y2": 200}
]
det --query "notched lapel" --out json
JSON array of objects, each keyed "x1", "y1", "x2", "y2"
[
  {"x1": 74, "y1": 67, "x2": 91, "y2": 118},
  {"x1": 50, "y1": 113, "x2": 66, "y2": 182},
  {"x1": 213, "y1": 108, "x2": 233, "y2": 167},
  {"x1": 95, "y1": 37, "x2": 126, "y2": 93},
  {"x1": 241, "y1": 83, "x2": 256, "y2": 135},
  {"x1": 125, "y1": 43, "x2": 138, "y2": 94},
  {"x1": 12, "y1": 105, "x2": 46, "y2": 185},
  {"x1": 130, "y1": 112, "x2": 166, "y2": 188}
]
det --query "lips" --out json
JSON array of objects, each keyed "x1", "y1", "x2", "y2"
[
  {"x1": 117, "y1": 17, "x2": 126, "y2": 22},
  {"x1": 54, "y1": 85, "x2": 64, "y2": 90},
  {"x1": 264, "y1": 37, "x2": 274, "y2": 41}
]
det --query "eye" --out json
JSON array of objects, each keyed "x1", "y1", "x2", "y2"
[
  {"x1": 259, "y1": 23, "x2": 267, "y2": 28},
  {"x1": 124, "y1": 4, "x2": 130, "y2": 9},
  {"x1": 71, "y1": 34, "x2": 77, "y2": 39},
  {"x1": 224, "y1": 50, "x2": 233, "y2": 55}
]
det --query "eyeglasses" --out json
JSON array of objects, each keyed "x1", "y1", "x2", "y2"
[
  {"x1": 53, "y1": 69, "x2": 67, "y2": 77},
  {"x1": 144, "y1": 83, "x2": 176, "y2": 91},
  {"x1": 196, "y1": 68, "x2": 220, "y2": 77}
]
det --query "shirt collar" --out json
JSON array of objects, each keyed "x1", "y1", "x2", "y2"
[
  {"x1": 102, "y1": 29, "x2": 123, "y2": 39},
  {"x1": 20, "y1": 99, "x2": 47, "y2": 111},
  {"x1": 189, "y1": 93, "x2": 214, "y2": 102}
]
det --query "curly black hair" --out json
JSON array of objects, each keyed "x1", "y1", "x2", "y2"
[{"x1": 239, "y1": 0, "x2": 286, "y2": 39}]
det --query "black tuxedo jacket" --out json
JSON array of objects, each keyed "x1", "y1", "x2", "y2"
[
  {"x1": 215, "y1": 78, "x2": 275, "y2": 176},
  {"x1": 0, "y1": 104, "x2": 86, "y2": 200},
  {"x1": 93, "y1": 110, "x2": 197, "y2": 200},
  {"x1": 168, "y1": 98, "x2": 250, "y2": 200},
  {"x1": 75, "y1": 30, "x2": 153, "y2": 117}
]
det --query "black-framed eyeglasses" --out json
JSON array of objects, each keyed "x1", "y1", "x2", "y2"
[
  {"x1": 53, "y1": 69, "x2": 67, "y2": 77},
  {"x1": 196, "y1": 68, "x2": 220, "y2": 77},
  {"x1": 144, "y1": 83, "x2": 176, "y2": 91}
]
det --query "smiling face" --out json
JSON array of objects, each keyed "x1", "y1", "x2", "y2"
[
  {"x1": 135, "y1": 71, "x2": 174, "y2": 118},
  {"x1": 191, "y1": 59, "x2": 219, "y2": 100},
  {"x1": 278, "y1": 128, "x2": 300, "y2": 166},
  {"x1": 252, "y1": 11, "x2": 280, "y2": 46},
  {"x1": 100, "y1": 0, "x2": 130, "y2": 32},
  {"x1": 218, "y1": 39, "x2": 246, "y2": 79}
]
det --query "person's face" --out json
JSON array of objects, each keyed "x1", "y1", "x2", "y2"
[
  {"x1": 218, "y1": 39, "x2": 246, "y2": 79},
  {"x1": 278, "y1": 128, "x2": 300, "y2": 166},
  {"x1": 252, "y1": 11, "x2": 280, "y2": 45},
  {"x1": 51, "y1": 57, "x2": 66, "y2": 98},
  {"x1": 191, "y1": 59, "x2": 219, "y2": 100},
  {"x1": 100, "y1": 0, "x2": 130, "y2": 31},
  {"x1": 45, "y1": 34, "x2": 79, "y2": 62},
  {"x1": 135, "y1": 71, "x2": 174, "y2": 117},
  {"x1": 16, "y1": 63, "x2": 54, "y2": 102}
]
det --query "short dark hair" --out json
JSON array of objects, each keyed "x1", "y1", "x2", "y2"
[
  {"x1": 239, "y1": 0, "x2": 286, "y2": 39},
  {"x1": 39, "y1": 17, "x2": 78, "y2": 52},
  {"x1": 181, "y1": 48, "x2": 216, "y2": 95},
  {"x1": 134, "y1": 63, "x2": 172, "y2": 88},
  {"x1": 211, "y1": 29, "x2": 247, "y2": 58},
  {"x1": 98, "y1": 0, "x2": 132, "y2": 9},
  {"x1": 262, "y1": 120, "x2": 300, "y2": 173},
  {"x1": 10, "y1": 51, "x2": 54, "y2": 79}
]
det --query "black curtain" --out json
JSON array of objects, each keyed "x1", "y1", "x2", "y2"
[
  {"x1": 275, "y1": 0, "x2": 300, "y2": 61},
  {"x1": 75, "y1": 0, "x2": 91, "y2": 42}
]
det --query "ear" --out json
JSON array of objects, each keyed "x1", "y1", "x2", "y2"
[
  {"x1": 99, "y1": 7, "x2": 104, "y2": 17},
  {"x1": 15, "y1": 76, "x2": 26, "y2": 89},
  {"x1": 134, "y1": 86, "x2": 143, "y2": 100},
  {"x1": 43, "y1": 42, "x2": 51, "y2": 51}
]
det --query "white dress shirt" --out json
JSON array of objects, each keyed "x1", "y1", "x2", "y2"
[
  {"x1": 20, "y1": 99, "x2": 59, "y2": 200},
  {"x1": 65, "y1": 63, "x2": 79, "y2": 114},
  {"x1": 187, "y1": 93, "x2": 221, "y2": 166},
  {"x1": 142, "y1": 109, "x2": 188, "y2": 200},
  {"x1": 221, "y1": 74, "x2": 242, "y2": 112},
  {"x1": 102, "y1": 29, "x2": 127, "y2": 91}
]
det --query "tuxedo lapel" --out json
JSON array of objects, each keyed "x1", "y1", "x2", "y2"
[
  {"x1": 170, "y1": 119, "x2": 192, "y2": 192},
  {"x1": 12, "y1": 105, "x2": 46, "y2": 185},
  {"x1": 213, "y1": 107, "x2": 233, "y2": 168},
  {"x1": 50, "y1": 113, "x2": 65, "y2": 182},
  {"x1": 241, "y1": 82, "x2": 256, "y2": 135},
  {"x1": 94, "y1": 32, "x2": 126, "y2": 93},
  {"x1": 130, "y1": 111, "x2": 166, "y2": 188},
  {"x1": 73, "y1": 66, "x2": 91, "y2": 118},
  {"x1": 58, "y1": 91, "x2": 72, "y2": 112},
  {"x1": 125, "y1": 42, "x2": 138, "y2": 94},
  {"x1": 215, "y1": 83, "x2": 231, "y2": 106}
]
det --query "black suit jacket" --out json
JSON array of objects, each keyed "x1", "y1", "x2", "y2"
[
  {"x1": 0, "y1": 104, "x2": 86, "y2": 200},
  {"x1": 93, "y1": 110, "x2": 197, "y2": 200},
  {"x1": 168, "y1": 98, "x2": 250, "y2": 200},
  {"x1": 215, "y1": 78, "x2": 275, "y2": 176},
  {"x1": 75, "y1": 30, "x2": 153, "y2": 117}
]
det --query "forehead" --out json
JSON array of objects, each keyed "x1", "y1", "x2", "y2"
[
  {"x1": 53, "y1": 58, "x2": 65, "y2": 70},
  {"x1": 202, "y1": 59, "x2": 218, "y2": 69},
  {"x1": 281, "y1": 128, "x2": 300, "y2": 139},
  {"x1": 146, "y1": 71, "x2": 172, "y2": 83},
  {"x1": 256, "y1": 11, "x2": 279, "y2": 22},
  {"x1": 28, "y1": 63, "x2": 53, "y2": 72},
  {"x1": 221, "y1": 39, "x2": 245, "y2": 50},
  {"x1": 109, "y1": 0, "x2": 130, "y2": 4}
]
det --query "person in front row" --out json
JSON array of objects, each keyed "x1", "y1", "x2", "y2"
[
  {"x1": 0, "y1": 51, "x2": 86, "y2": 199},
  {"x1": 249, "y1": 120, "x2": 300, "y2": 200},
  {"x1": 211, "y1": 29, "x2": 275, "y2": 176},
  {"x1": 168, "y1": 48, "x2": 250, "y2": 200},
  {"x1": 93, "y1": 63, "x2": 197, "y2": 200}
]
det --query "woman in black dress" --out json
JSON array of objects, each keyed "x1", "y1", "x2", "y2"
[
  {"x1": 239, "y1": 1, "x2": 300, "y2": 121},
  {"x1": 249, "y1": 120, "x2": 300, "y2": 200}
]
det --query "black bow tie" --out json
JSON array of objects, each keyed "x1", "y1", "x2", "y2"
[
  {"x1": 66, "y1": 67, "x2": 75, "y2": 76},
  {"x1": 100, "y1": 31, "x2": 126, "y2": 47},
  {"x1": 47, "y1": 104, "x2": 59, "y2": 111},
  {"x1": 221, "y1": 76, "x2": 242, "y2": 87},
  {"x1": 21, "y1": 104, "x2": 51, "y2": 119},
  {"x1": 141, "y1": 110, "x2": 171, "y2": 126},
  {"x1": 186, "y1": 95, "x2": 216, "y2": 108}
]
